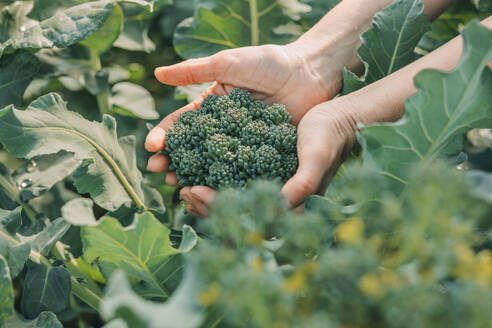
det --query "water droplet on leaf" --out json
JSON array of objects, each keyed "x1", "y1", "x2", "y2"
[
  {"x1": 27, "y1": 160, "x2": 38, "y2": 172},
  {"x1": 18, "y1": 178, "x2": 33, "y2": 190}
]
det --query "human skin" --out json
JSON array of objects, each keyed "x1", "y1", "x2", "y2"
[{"x1": 145, "y1": 0, "x2": 458, "y2": 216}]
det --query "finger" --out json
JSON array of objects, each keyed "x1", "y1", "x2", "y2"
[
  {"x1": 147, "y1": 154, "x2": 170, "y2": 173},
  {"x1": 282, "y1": 148, "x2": 333, "y2": 208},
  {"x1": 180, "y1": 187, "x2": 193, "y2": 202},
  {"x1": 165, "y1": 172, "x2": 179, "y2": 186},
  {"x1": 145, "y1": 103, "x2": 195, "y2": 152},
  {"x1": 190, "y1": 186, "x2": 216, "y2": 205},
  {"x1": 154, "y1": 52, "x2": 232, "y2": 86},
  {"x1": 145, "y1": 89, "x2": 217, "y2": 152},
  {"x1": 186, "y1": 203, "x2": 200, "y2": 217},
  {"x1": 189, "y1": 196, "x2": 209, "y2": 217}
]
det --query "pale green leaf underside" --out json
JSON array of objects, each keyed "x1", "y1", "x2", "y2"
[
  {"x1": 101, "y1": 267, "x2": 203, "y2": 328},
  {"x1": 110, "y1": 82, "x2": 159, "y2": 120},
  {"x1": 360, "y1": 21, "x2": 492, "y2": 191},
  {"x1": 82, "y1": 212, "x2": 187, "y2": 300},
  {"x1": 0, "y1": 93, "x2": 163, "y2": 212},
  {"x1": 342, "y1": 0, "x2": 430, "y2": 94},
  {"x1": 174, "y1": 0, "x2": 307, "y2": 59}
]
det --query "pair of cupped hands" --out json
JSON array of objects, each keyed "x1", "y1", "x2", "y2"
[{"x1": 145, "y1": 39, "x2": 364, "y2": 217}]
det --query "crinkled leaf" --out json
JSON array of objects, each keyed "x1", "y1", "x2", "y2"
[
  {"x1": 81, "y1": 4, "x2": 124, "y2": 54},
  {"x1": 114, "y1": 3, "x2": 155, "y2": 53},
  {"x1": 173, "y1": 0, "x2": 310, "y2": 59},
  {"x1": 82, "y1": 212, "x2": 197, "y2": 300},
  {"x1": 360, "y1": 21, "x2": 492, "y2": 192},
  {"x1": 110, "y1": 82, "x2": 159, "y2": 120},
  {"x1": 2, "y1": 311, "x2": 63, "y2": 328},
  {"x1": 0, "y1": 93, "x2": 164, "y2": 212},
  {"x1": 342, "y1": 0, "x2": 430, "y2": 94},
  {"x1": 61, "y1": 198, "x2": 97, "y2": 226},
  {"x1": 12, "y1": 152, "x2": 82, "y2": 202},
  {"x1": 101, "y1": 266, "x2": 203, "y2": 328},
  {"x1": 0, "y1": 50, "x2": 40, "y2": 108},
  {"x1": 0, "y1": 0, "x2": 115, "y2": 57},
  {"x1": 21, "y1": 261, "x2": 71, "y2": 319},
  {"x1": 0, "y1": 255, "x2": 14, "y2": 324}
]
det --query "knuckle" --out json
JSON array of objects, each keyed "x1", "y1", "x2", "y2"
[{"x1": 297, "y1": 177, "x2": 317, "y2": 195}]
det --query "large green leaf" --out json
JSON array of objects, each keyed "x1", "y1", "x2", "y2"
[
  {"x1": 2, "y1": 311, "x2": 63, "y2": 328},
  {"x1": 0, "y1": 93, "x2": 164, "y2": 212},
  {"x1": 173, "y1": 0, "x2": 310, "y2": 59},
  {"x1": 0, "y1": 0, "x2": 114, "y2": 57},
  {"x1": 21, "y1": 261, "x2": 71, "y2": 319},
  {"x1": 101, "y1": 267, "x2": 203, "y2": 328},
  {"x1": 342, "y1": 0, "x2": 430, "y2": 94},
  {"x1": 360, "y1": 21, "x2": 492, "y2": 192},
  {"x1": 0, "y1": 50, "x2": 40, "y2": 108},
  {"x1": 82, "y1": 212, "x2": 197, "y2": 300},
  {"x1": 0, "y1": 255, "x2": 14, "y2": 324}
]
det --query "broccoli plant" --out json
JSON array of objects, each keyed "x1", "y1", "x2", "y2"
[{"x1": 164, "y1": 89, "x2": 299, "y2": 189}]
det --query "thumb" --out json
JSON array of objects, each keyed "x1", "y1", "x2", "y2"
[
  {"x1": 282, "y1": 144, "x2": 334, "y2": 208},
  {"x1": 154, "y1": 51, "x2": 233, "y2": 86}
]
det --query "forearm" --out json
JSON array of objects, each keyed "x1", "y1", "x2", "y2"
[
  {"x1": 347, "y1": 15, "x2": 492, "y2": 125},
  {"x1": 292, "y1": 0, "x2": 456, "y2": 75}
]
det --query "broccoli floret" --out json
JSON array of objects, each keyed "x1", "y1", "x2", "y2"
[{"x1": 165, "y1": 89, "x2": 298, "y2": 189}]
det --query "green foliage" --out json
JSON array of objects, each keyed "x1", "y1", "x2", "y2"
[
  {"x1": 82, "y1": 212, "x2": 196, "y2": 300},
  {"x1": 0, "y1": 255, "x2": 14, "y2": 324},
  {"x1": 360, "y1": 21, "x2": 492, "y2": 192},
  {"x1": 179, "y1": 162, "x2": 492, "y2": 328},
  {"x1": 0, "y1": 0, "x2": 490, "y2": 327},
  {"x1": 0, "y1": 93, "x2": 164, "y2": 212},
  {"x1": 0, "y1": 51, "x2": 40, "y2": 108},
  {"x1": 173, "y1": 0, "x2": 311, "y2": 58},
  {"x1": 164, "y1": 89, "x2": 298, "y2": 189},
  {"x1": 21, "y1": 261, "x2": 71, "y2": 319},
  {"x1": 342, "y1": 0, "x2": 430, "y2": 94}
]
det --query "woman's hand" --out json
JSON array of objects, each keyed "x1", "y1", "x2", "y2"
[
  {"x1": 145, "y1": 37, "x2": 361, "y2": 184},
  {"x1": 179, "y1": 98, "x2": 359, "y2": 216}
]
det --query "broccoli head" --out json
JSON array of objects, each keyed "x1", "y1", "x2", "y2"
[{"x1": 163, "y1": 89, "x2": 298, "y2": 189}]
